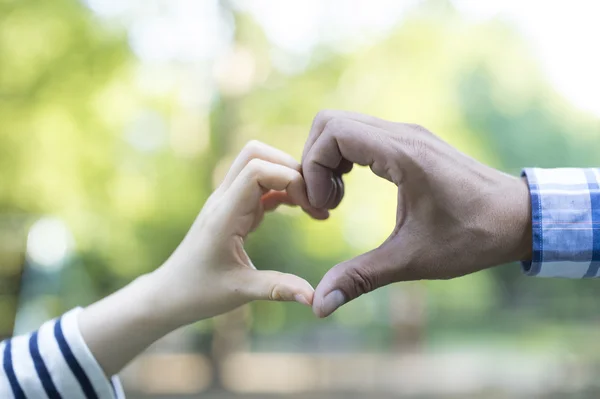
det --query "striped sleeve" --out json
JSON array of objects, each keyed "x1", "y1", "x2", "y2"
[
  {"x1": 521, "y1": 167, "x2": 600, "y2": 278},
  {"x1": 0, "y1": 308, "x2": 126, "y2": 399}
]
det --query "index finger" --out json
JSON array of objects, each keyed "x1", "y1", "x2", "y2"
[
  {"x1": 301, "y1": 110, "x2": 400, "y2": 162},
  {"x1": 221, "y1": 140, "x2": 300, "y2": 190},
  {"x1": 303, "y1": 118, "x2": 394, "y2": 209},
  {"x1": 225, "y1": 159, "x2": 327, "y2": 236}
]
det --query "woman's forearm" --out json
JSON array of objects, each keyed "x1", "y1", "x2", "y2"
[{"x1": 77, "y1": 271, "x2": 180, "y2": 377}]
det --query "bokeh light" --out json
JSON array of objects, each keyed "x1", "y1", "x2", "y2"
[{"x1": 26, "y1": 217, "x2": 73, "y2": 271}]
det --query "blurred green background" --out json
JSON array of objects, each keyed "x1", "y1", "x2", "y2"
[{"x1": 1, "y1": 0, "x2": 600, "y2": 398}]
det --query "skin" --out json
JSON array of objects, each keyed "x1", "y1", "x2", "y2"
[
  {"x1": 77, "y1": 111, "x2": 533, "y2": 374},
  {"x1": 301, "y1": 110, "x2": 533, "y2": 318},
  {"x1": 78, "y1": 141, "x2": 328, "y2": 377}
]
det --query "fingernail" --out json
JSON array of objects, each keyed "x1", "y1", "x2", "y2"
[
  {"x1": 327, "y1": 176, "x2": 338, "y2": 208},
  {"x1": 294, "y1": 294, "x2": 310, "y2": 307},
  {"x1": 320, "y1": 290, "x2": 346, "y2": 317}
]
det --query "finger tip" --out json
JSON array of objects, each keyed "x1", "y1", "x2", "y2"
[
  {"x1": 308, "y1": 196, "x2": 327, "y2": 210},
  {"x1": 314, "y1": 289, "x2": 345, "y2": 318},
  {"x1": 315, "y1": 210, "x2": 330, "y2": 220},
  {"x1": 299, "y1": 287, "x2": 315, "y2": 307},
  {"x1": 310, "y1": 293, "x2": 327, "y2": 318},
  {"x1": 312, "y1": 305, "x2": 329, "y2": 319},
  {"x1": 290, "y1": 276, "x2": 315, "y2": 306},
  {"x1": 301, "y1": 205, "x2": 329, "y2": 220},
  {"x1": 312, "y1": 304, "x2": 323, "y2": 318},
  {"x1": 294, "y1": 294, "x2": 311, "y2": 307},
  {"x1": 307, "y1": 184, "x2": 333, "y2": 210}
]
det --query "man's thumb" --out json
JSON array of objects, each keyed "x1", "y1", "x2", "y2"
[{"x1": 312, "y1": 246, "x2": 397, "y2": 318}]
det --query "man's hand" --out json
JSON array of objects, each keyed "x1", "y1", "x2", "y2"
[{"x1": 302, "y1": 110, "x2": 532, "y2": 318}]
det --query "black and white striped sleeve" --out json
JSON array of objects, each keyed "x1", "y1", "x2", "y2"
[{"x1": 0, "y1": 308, "x2": 125, "y2": 399}]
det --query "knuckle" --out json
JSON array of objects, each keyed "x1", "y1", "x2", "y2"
[
  {"x1": 269, "y1": 288, "x2": 283, "y2": 301},
  {"x1": 395, "y1": 134, "x2": 428, "y2": 164},
  {"x1": 404, "y1": 123, "x2": 430, "y2": 135},
  {"x1": 347, "y1": 266, "x2": 378, "y2": 297},
  {"x1": 412, "y1": 139, "x2": 429, "y2": 160},
  {"x1": 245, "y1": 158, "x2": 265, "y2": 176},
  {"x1": 369, "y1": 161, "x2": 386, "y2": 178},
  {"x1": 289, "y1": 168, "x2": 303, "y2": 183},
  {"x1": 268, "y1": 272, "x2": 285, "y2": 301},
  {"x1": 314, "y1": 109, "x2": 336, "y2": 125},
  {"x1": 243, "y1": 139, "x2": 265, "y2": 156},
  {"x1": 323, "y1": 117, "x2": 344, "y2": 136}
]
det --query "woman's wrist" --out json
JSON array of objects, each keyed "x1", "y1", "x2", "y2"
[{"x1": 116, "y1": 270, "x2": 183, "y2": 332}]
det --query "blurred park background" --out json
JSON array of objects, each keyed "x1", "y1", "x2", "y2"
[{"x1": 1, "y1": 0, "x2": 600, "y2": 397}]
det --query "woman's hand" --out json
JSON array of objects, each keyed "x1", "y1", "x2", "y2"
[
  {"x1": 79, "y1": 141, "x2": 325, "y2": 376},
  {"x1": 152, "y1": 140, "x2": 328, "y2": 324}
]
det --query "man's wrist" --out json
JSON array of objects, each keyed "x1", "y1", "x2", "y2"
[
  {"x1": 482, "y1": 175, "x2": 532, "y2": 267},
  {"x1": 516, "y1": 177, "x2": 533, "y2": 261},
  {"x1": 504, "y1": 176, "x2": 533, "y2": 263}
]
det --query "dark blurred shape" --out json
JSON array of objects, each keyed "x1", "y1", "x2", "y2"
[{"x1": 0, "y1": 215, "x2": 28, "y2": 340}]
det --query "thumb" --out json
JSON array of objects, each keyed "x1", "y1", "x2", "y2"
[
  {"x1": 312, "y1": 244, "x2": 399, "y2": 318},
  {"x1": 237, "y1": 268, "x2": 315, "y2": 307}
]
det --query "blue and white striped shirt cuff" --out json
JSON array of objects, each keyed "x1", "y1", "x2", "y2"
[
  {"x1": 0, "y1": 307, "x2": 125, "y2": 399},
  {"x1": 521, "y1": 167, "x2": 600, "y2": 278}
]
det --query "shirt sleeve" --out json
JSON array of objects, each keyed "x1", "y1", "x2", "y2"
[
  {"x1": 521, "y1": 167, "x2": 600, "y2": 278},
  {"x1": 0, "y1": 308, "x2": 126, "y2": 399}
]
